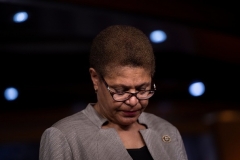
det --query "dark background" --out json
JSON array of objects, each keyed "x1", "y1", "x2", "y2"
[{"x1": 1, "y1": 0, "x2": 240, "y2": 160}]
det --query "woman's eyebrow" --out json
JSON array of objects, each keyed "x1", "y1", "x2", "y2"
[
  {"x1": 136, "y1": 82, "x2": 151, "y2": 88},
  {"x1": 110, "y1": 82, "x2": 150, "y2": 89}
]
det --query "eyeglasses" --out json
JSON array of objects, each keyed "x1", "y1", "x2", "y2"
[{"x1": 101, "y1": 76, "x2": 156, "y2": 102}]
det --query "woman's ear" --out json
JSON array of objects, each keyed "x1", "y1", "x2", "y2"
[{"x1": 89, "y1": 68, "x2": 99, "y2": 92}]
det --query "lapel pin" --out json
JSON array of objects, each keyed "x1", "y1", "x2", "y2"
[{"x1": 162, "y1": 135, "x2": 171, "y2": 142}]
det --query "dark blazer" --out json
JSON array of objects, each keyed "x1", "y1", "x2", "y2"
[{"x1": 40, "y1": 104, "x2": 188, "y2": 160}]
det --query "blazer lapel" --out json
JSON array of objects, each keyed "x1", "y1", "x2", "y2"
[
  {"x1": 97, "y1": 128, "x2": 133, "y2": 160},
  {"x1": 140, "y1": 129, "x2": 171, "y2": 160}
]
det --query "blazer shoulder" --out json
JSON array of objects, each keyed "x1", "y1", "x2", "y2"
[
  {"x1": 51, "y1": 110, "x2": 89, "y2": 134},
  {"x1": 140, "y1": 112, "x2": 177, "y2": 132}
]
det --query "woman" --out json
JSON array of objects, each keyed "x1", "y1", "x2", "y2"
[{"x1": 40, "y1": 25, "x2": 188, "y2": 160}]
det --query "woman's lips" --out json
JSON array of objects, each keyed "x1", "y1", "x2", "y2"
[{"x1": 121, "y1": 110, "x2": 139, "y2": 117}]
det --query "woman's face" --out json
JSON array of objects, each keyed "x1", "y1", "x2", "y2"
[{"x1": 90, "y1": 66, "x2": 152, "y2": 127}]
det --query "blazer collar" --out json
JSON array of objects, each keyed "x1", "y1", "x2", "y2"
[
  {"x1": 83, "y1": 104, "x2": 171, "y2": 160},
  {"x1": 83, "y1": 104, "x2": 132, "y2": 160},
  {"x1": 139, "y1": 113, "x2": 171, "y2": 160},
  {"x1": 82, "y1": 103, "x2": 108, "y2": 129},
  {"x1": 140, "y1": 129, "x2": 171, "y2": 160}
]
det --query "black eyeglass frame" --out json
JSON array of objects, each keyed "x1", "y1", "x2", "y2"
[{"x1": 101, "y1": 76, "x2": 156, "y2": 102}]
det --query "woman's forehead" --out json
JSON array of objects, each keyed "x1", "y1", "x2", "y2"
[
  {"x1": 103, "y1": 67, "x2": 152, "y2": 86},
  {"x1": 104, "y1": 66, "x2": 151, "y2": 78}
]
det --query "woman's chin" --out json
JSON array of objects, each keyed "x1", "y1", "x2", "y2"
[{"x1": 118, "y1": 116, "x2": 139, "y2": 126}]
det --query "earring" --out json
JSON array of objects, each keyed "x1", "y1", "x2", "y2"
[{"x1": 95, "y1": 89, "x2": 98, "y2": 93}]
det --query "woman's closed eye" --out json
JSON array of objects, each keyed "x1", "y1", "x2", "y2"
[
  {"x1": 111, "y1": 88, "x2": 125, "y2": 94},
  {"x1": 111, "y1": 84, "x2": 150, "y2": 93}
]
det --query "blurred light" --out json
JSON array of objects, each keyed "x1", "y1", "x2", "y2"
[
  {"x1": 149, "y1": 30, "x2": 167, "y2": 43},
  {"x1": 4, "y1": 87, "x2": 19, "y2": 101},
  {"x1": 189, "y1": 82, "x2": 205, "y2": 97},
  {"x1": 13, "y1": 11, "x2": 28, "y2": 23}
]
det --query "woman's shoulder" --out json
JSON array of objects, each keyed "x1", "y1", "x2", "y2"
[
  {"x1": 140, "y1": 112, "x2": 177, "y2": 131},
  {"x1": 140, "y1": 111, "x2": 172, "y2": 124},
  {"x1": 53, "y1": 110, "x2": 85, "y2": 126},
  {"x1": 47, "y1": 110, "x2": 86, "y2": 134}
]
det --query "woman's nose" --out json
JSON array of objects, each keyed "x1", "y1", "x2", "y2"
[{"x1": 126, "y1": 95, "x2": 139, "y2": 107}]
